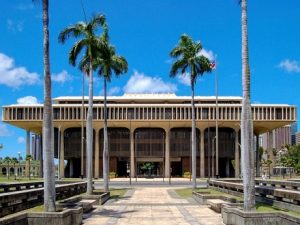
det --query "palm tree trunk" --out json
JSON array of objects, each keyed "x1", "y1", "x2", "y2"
[
  {"x1": 191, "y1": 82, "x2": 196, "y2": 189},
  {"x1": 86, "y1": 59, "x2": 94, "y2": 195},
  {"x1": 241, "y1": 0, "x2": 255, "y2": 211},
  {"x1": 103, "y1": 77, "x2": 109, "y2": 192},
  {"x1": 42, "y1": 0, "x2": 56, "y2": 212}
]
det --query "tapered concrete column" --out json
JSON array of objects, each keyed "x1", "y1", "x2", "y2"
[
  {"x1": 165, "y1": 129, "x2": 170, "y2": 178},
  {"x1": 255, "y1": 134, "x2": 260, "y2": 177},
  {"x1": 59, "y1": 128, "x2": 65, "y2": 178},
  {"x1": 200, "y1": 130, "x2": 205, "y2": 178},
  {"x1": 130, "y1": 131, "x2": 135, "y2": 177},
  {"x1": 94, "y1": 129, "x2": 100, "y2": 178},
  {"x1": 39, "y1": 135, "x2": 43, "y2": 178},
  {"x1": 235, "y1": 130, "x2": 240, "y2": 178},
  {"x1": 25, "y1": 130, "x2": 30, "y2": 177}
]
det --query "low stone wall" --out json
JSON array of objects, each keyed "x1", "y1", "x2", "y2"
[
  {"x1": 0, "y1": 207, "x2": 83, "y2": 225},
  {"x1": 209, "y1": 180, "x2": 300, "y2": 212},
  {"x1": 222, "y1": 206, "x2": 300, "y2": 225},
  {"x1": 192, "y1": 191, "x2": 243, "y2": 205},
  {"x1": 0, "y1": 182, "x2": 44, "y2": 193},
  {"x1": 0, "y1": 182, "x2": 87, "y2": 217}
]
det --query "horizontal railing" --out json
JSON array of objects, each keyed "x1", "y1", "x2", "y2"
[
  {"x1": 0, "y1": 181, "x2": 44, "y2": 193},
  {"x1": 209, "y1": 179, "x2": 300, "y2": 205},
  {"x1": 2, "y1": 105, "x2": 296, "y2": 122},
  {"x1": 0, "y1": 181, "x2": 87, "y2": 217}
]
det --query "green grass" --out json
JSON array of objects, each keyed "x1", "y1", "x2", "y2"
[
  {"x1": 175, "y1": 188, "x2": 243, "y2": 201},
  {"x1": 256, "y1": 203, "x2": 300, "y2": 218},
  {"x1": 0, "y1": 177, "x2": 43, "y2": 183},
  {"x1": 93, "y1": 188, "x2": 128, "y2": 200}
]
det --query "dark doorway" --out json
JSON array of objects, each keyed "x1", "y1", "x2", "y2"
[
  {"x1": 117, "y1": 160, "x2": 128, "y2": 177},
  {"x1": 171, "y1": 161, "x2": 182, "y2": 177}
]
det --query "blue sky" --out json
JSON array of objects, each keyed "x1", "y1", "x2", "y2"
[{"x1": 0, "y1": 0, "x2": 300, "y2": 158}]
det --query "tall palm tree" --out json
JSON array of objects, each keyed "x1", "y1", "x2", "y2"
[
  {"x1": 33, "y1": 0, "x2": 55, "y2": 212},
  {"x1": 3, "y1": 157, "x2": 11, "y2": 179},
  {"x1": 240, "y1": 0, "x2": 255, "y2": 211},
  {"x1": 93, "y1": 35, "x2": 128, "y2": 192},
  {"x1": 169, "y1": 34, "x2": 212, "y2": 188},
  {"x1": 58, "y1": 14, "x2": 106, "y2": 195}
]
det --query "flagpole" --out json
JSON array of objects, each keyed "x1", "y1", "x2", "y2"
[{"x1": 215, "y1": 58, "x2": 219, "y2": 178}]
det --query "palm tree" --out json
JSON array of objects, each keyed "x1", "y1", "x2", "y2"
[
  {"x1": 11, "y1": 157, "x2": 19, "y2": 180},
  {"x1": 93, "y1": 35, "x2": 128, "y2": 192},
  {"x1": 32, "y1": 0, "x2": 56, "y2": 212},
  {"x1": 26, "y1": 154, "x2": 32, "y2": 180},
  {"x1": 169, "y1": 34, "x2": 212, "y2": 188},
  {"x1": 3, "y1": 157, "x2": 11, "y2": 179},
  {"x1": 58, "y1": 14, "x2": 107, "y2": 195},
  {"x1": 240, "y1": 0, "x2": 255, "y2": 211}
]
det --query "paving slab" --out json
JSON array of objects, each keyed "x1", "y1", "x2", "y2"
[{"x1": 82, "y1": 187, "x2": 224, "y2": 225}]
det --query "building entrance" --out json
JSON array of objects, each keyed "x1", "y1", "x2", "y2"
[{"x1": 137, "y1": 162, "x2": 163, "y2": 177}]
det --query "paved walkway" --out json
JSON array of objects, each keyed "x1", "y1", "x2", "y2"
[{"x1": 83, "y1": 187, "x2": 224, "y2": 225}]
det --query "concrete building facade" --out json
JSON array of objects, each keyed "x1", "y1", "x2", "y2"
[{"x1": 2, "y1": 93, "x2": 296, "y2": 178}]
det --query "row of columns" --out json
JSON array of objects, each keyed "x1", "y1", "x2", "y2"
[{"x1": 57, "y1": 127, "x2": 241, "y2": 179}]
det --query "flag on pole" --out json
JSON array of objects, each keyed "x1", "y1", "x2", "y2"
[{"x1": 210, "y1": 61, "x2": 216, "y2": 70}]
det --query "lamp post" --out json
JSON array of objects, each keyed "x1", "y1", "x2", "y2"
[{"x1": 18, "y1": 152, "x2": 21, "y2": 179}]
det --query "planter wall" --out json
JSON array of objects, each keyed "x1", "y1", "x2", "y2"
[
  {"x1": 222, "y1": 206, "x2": 300, "y2": 225},
  {"x1": 0, "y1": 207, "x2": 82, "y2": 225}
]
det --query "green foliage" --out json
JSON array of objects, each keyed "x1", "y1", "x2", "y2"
[
  {"x1": 231, "y1": 160, "x2": 236, "y2": 169},
  {"x1": 272, "y1": 148, "x2": 277, "y2": 157},
  {"x1": 169, "y1": 34, "x2": 212, "y2": 86},
  {"x1": 140, "y1": 162, "x2": 154, "y2": 170},
  {"x1": 258, "y1": 147, "x2": 264, "y2": 158},
  {"x1": 183, "y1": 171, "x2": 191, "y2": 178},
  {"x1": 280, "y1": 145, "x2": 300, "y2": 173}
]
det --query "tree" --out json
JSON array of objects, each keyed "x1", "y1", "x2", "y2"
[
  {"x1": 280, "y1": 145, "x2": 300, "y2": 176},
  {"x1": 240, "y1": 0, "x2": 255, "y2": 211},
  {"x1": 33, "y1": 0, "x2": 55, "y2": 212},
  {"x1": 26, "y1": 154, "x2": 32, "y2": 180},
  {"x1": 169, "y1": 34, "x2": 212, "y2": 188},
  {"x1": 93, "y1": 34, "x2": 128, "y2": 192},
  {"x1": 3, "y1": 157, "x2": 11, "y2": 179},
  {"x1": 11, "y1": 157, "x2": 19, "y2": 180},
  {"x1": 59, "y1": 14, "x2": 107, "y2": 195}
]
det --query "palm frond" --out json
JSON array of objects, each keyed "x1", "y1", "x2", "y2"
[
  {"x1": 170, "y1": 58, "x2": 188, "y2": 77},
  {"x1": 69, "y1": 40, "x2": 87, "y2": 66},
  {"x1": 58, "y1": 23, "x2": 85, "y2": 43}
]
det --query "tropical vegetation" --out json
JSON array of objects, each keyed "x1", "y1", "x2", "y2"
[
  {"x1": 58, "y1": 14, "x2": 107, "y2": 195},
  {"x1": 169, "y1": 34, "x2": 212, "y2": 188},
  {"x1": 93, "y1": 30, "x2": 128, "y2": 192},
  {"x1": 33, "y1": 0, "x2": 56, "y2": 212},
  {"x1": 240, "y1": 0, "x2": 255, "y2": 211}
]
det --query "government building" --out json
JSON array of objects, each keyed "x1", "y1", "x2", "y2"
[{"x1": 2, "y1": 93, "x2": 296, "y2": 178}]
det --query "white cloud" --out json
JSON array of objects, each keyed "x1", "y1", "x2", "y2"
[
  {"x1": 17, "y1": 137, "x2": 25, "y2": 144},
  {"x1": 0, "y1": 123, "x2": 11, "y2": 137},
  {"x1": 123, "y1": 70, "x2": 177, "y2": 94},
  {"x1": 0, "y1": 53, "x2": 40, "y2": 88},
  {"x1": 198, "y1": 48, "x2": 215, "y2": 61},
  {"x1": 51, "y1": 70, "x2": 72, "y2": 83},
  {"x1": 108, "y1": 86, "x2": 121, "y2": 96},
  {"x1": 278, "y1": 59, "x2": 300, "y2": 73},
  {"x1": 177, "y1": 73, "x2": 191, "y2": 86},
  {"x1": 7, "y1": 19, "x2": 24, "y2": 33},
  {"x1": 17, "y1": 96, "x2": 38, "y2": 105}
]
